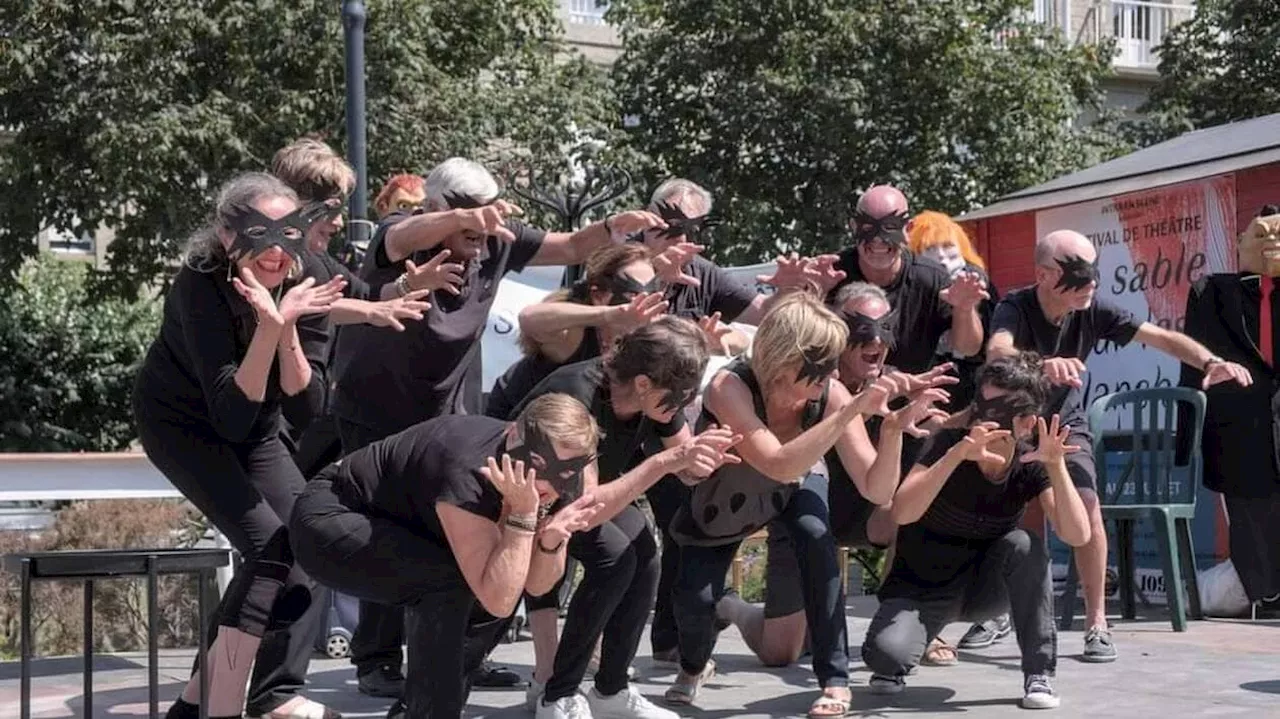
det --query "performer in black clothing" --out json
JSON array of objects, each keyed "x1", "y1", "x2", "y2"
[
  {"x1": 328, "y1": 157, "x2": 666, "y2": 697},
  {"x1": 863, "y1": 352, "x2": 1093, "y2": 710},
  {"x1": 825, "y1": 185, "x2": 987, "y2": 374},
  {"x1": 512, "y1": 317, "x2": 741, "y2": 719},
  {"x1": 133, "y1": 173, "x2": 364, "y2": 719},
  {"x1": 487, "y1": 243, "x2": 664, "y2": 419},
  {"x1": 1181, "y1": 207, "x2": 1280, "y2": 606},
  {"x1": 986, "y1": 229, "x2": 1251, "y2": 663},
  {"x1": 291, "y1": 394, "x2": 606, "y2": 719},
  {"x1": 665, "y1": 293, "x2": 948, "y2": 717}
]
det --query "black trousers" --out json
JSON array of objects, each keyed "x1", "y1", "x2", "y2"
[
  {"x1": 135, "y1": 404, "x2": 317, "y2": 715},
  {"x1": 291, "y1": 479, "x2": 510, "y2": 719},
  {"x1": 674, "y1": 472, "x2": 849, "y2": 687},
  {"x1": 336, "y1": 417, "x2": 408, "y2": 675},
  {"x1": 532, "y1": 504, "x2": 660, "y2": 702},
  {"x1": 645, "y1": 475, "x2": 690, "y2": 655},
  {"x1": 862, "y1": 529, "x2": 1057, "y2": 679}
]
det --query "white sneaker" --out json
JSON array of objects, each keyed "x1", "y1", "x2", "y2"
[
  {"x1": 526, "y1": 679, "x2": 546, "y2": 712},
  {"x1": 535, "y1": 693, "x2": 594, "y2": 719},
  {"x1": 586, "y1": 686, "x2": 679, "y2": 719}
]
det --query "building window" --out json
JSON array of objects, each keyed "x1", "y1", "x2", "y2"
[
  {"x1": 48, "y1": 228, "x2": 95, "y2": 255},
  {"x1": 567, "y1": 0, "x2": 609, "y2": 26}
]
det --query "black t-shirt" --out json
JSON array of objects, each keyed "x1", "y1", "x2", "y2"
[
  {"x1": 828, "y1": 250, "x2": 953, "y2": 374},
  {"x1": 331, "y1": 211, "x2": 544, "y2": 434},
  {"x1": 134, "y1": 265, "x2": 329, "y2": 444},
  {"x1": 510, "y1": 358, "x2": 686, "y2": 483},
  {"x1": 663, "y1": 254, "x2": 759, "y2": 323},
  {"x1": 880, "y1": 428, "x2": 1050, "y2": 600},
  {"x1": 484, "y1": 327, "x2": 601, "y2": 420},
  {"x1": 990, "y1": 287, "x2": 1143, "y2": 422},
  {"x1": 326, "y1": 415, "x2": 506, "y2": 543}
]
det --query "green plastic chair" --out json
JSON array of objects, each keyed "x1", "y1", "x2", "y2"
[{"x1": 1057, "y1": 387, "x2": 1206, "y2": 632}]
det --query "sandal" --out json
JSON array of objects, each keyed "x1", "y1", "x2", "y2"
[
  {"x1": 664, "y1": 660, "x2": 715, "y2": 705},
  {"x1": 808, "y1": 687, "x2": 851, "y2": 718},
  {"x1": 920, "y1": 637, "x2": 958, "y2": 667}
]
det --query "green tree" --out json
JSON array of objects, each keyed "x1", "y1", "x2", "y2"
[
  {"x1": 1128, "y1": 0, "x2": 1280, "y2": 147},
  {"x1": 0, "y1": 255, "x2": 160, "y2": 452},
  {"x1": 609, "y1": 0, "x2": 1127, "y2": 264},
  {"x1": 0, "y1": 1, "x2": 625, "y2": 298}
]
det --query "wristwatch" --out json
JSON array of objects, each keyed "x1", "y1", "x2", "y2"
[{"x1": 1202, "y1": 356, "x2": 1224, "y2": 371}]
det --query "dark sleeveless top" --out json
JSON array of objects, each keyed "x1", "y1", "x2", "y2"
[
  {"x1": 669, "y1": 358, "x2": 828, "y2": 547},
  {"x1": 485, "y1": 326, "x2": 601, "y2": 420}
]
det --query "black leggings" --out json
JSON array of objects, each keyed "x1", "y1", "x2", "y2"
[
  {"x1": 134, "y1": 405, "x2": 315, "y2": 714},
  {"x1": 290, "y1": 478, "x2": 510, "y2": 719},
  {"x1": 674, "y1": 472, "x2": 849, "y2": 687},
  {"x1": 527, "y1": 504, "x2": 660, "y2": 703}
]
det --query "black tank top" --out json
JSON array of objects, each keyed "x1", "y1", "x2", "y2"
[
  {"x1": 485, "y1": 326, "x2": 601, "y2": 420},
  {"x1": 669, "y1": 358, "x2": 828, "y2": 547}
]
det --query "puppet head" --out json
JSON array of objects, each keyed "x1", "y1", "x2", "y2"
[
  {"x1": 374, "y1": 174, "x2": 426, "y2": 219},
  {"x1": 1238, "y1": 205, "x2": 1280, "y2": 277},
  {"x1": 908, "y1": 210, "x2": 985, "y2": 278}
]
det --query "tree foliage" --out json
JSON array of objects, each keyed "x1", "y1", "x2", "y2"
[
  {"x1": 0, "y1": 0, "x2": 625, "y2": 297},
  {"x1": 1128, "y1": 0, "x2": 1280, "y2": 147},
  {"x1": 0, "y1": 255, "x2": 160, "y2": 451},
  {"x1": 609, "y1": 0, "x2": 1128, "y2": 264}
]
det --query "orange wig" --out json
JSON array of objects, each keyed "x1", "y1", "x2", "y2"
[{"x1": 907, "y1": 210, "x2": 986, "y2": 271}]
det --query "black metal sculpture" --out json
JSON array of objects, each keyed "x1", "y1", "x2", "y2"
[{"x1": 507, "y1": 164, "x2": 632, "y2": 286}]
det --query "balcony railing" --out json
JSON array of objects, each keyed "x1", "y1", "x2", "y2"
[
  {"x1": 1076, "y1": 0, "x2": 1196, "y2": 70},
  {"x1": 565, "y1": 0, "x2": 609, "y2": 26}
]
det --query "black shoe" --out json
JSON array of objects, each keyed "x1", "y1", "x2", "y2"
[
  {"x1": 470, "y1": 661, "x2": 523, "y2": 688},
  {"x1": 358, "y1": 663, "x2": 406, "y2": 698},
  {"x1": 957, "y1": 614, "x2": 1012, "y2": 649},
  {"x1": 385, "y1": 699, "x2": 405, "y2": 719}
]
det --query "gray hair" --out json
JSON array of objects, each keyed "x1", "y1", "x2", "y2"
[
  {"x1": 185, "y1": 172, "x2": 298, "y2": 272},
  {"x1": 832, "y1": 281, "x2": 890, "y2": 313},
  {"x1": 649, "y1": 178, "x2": 713, "y2": 215},
  {"x1": 424, "y1": 157, "x2": 500, "y2": 209}
]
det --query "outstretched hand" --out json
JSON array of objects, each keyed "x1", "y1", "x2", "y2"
[
  {"x1": 279, "y1": 275, "x2": 347, "y2": 325},
  {"x1": 939, "y1": 270, "x2": 990, "y2": 310},
  {"x1": 539, "y1": 493, "x2": 605, "y2": 547},
  {"x1": 1019, "y1": 414, "x2": 1082, "y2": 464},
  {"x1": 958, "y1": 422, "x2": 1013, "y2": 463},
  {"x1": 369, "y1": 290, "x2": 431, "y2": 331},
  {"x1": 675, "y1": 424, "x2": 743, "y2": 482},
  {"x1": 652, "y1": 242, "x2": 704, "y2": 288},
  {"x1": 885, "y1": 388, "x2": 952, "y2": 438},
  {"x1": 404, "y1": 250, "x2": 466, "y2": 295},
  {"x1": 698, "y1": 311, "x2": 737, "y2": 356},
  {"x1": 482, "y1": 454, "x2": 540, "y2": 516},
  {"x1": 609, "y1": 291, "x2": 668, "y2": 330}
]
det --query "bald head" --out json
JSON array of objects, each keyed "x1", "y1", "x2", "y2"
[
  {"x1": 856, "y1": 185, "x2": 909, "y2": 219},
  {"x1": 1035, "y1": 230, "x2": 1095, "y2": 267}
]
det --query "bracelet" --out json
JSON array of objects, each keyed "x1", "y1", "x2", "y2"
[
  {"x1": 504, "y1": 514, "x2": 538, "y2": 533},
  {"x1": 394, "y1": 273, "x2": 412, "y2": 297},
  {"x1": 537, "y1": 537, "x2": 565, "y2": 554},
  {"x1": 1202, "y1": 356, "x2": 1224, "y2": 371}
]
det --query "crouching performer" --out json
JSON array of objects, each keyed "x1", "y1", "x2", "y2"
[
  {"x1": 290, "y1": 394, "x2": 605, "y2": 719},
  {"x1": 862, "y1": 352, "x2": 1092, "y2": 710}
]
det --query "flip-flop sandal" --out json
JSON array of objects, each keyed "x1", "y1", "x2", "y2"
[
  {"x1": 664, "y1": 660, "x2": 715, "y2": 705},
  {"x1": 920, "y1": 637, "x2": 959, "y2": 667},
  {"x1": 807, "y1": 689, "x2": 851, "y2": 718}
]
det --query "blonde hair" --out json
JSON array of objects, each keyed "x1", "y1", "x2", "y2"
[
  {"x1": 184, "y1": 172, "x2": 298, "y2": 273},
  {"x1": 751, "y1": 291, "x2": 847, "y2": 388},
  {"x1": 908, "y1": 210, "x2": 986, "y2": 270},
  {"x1": 517, "y1": 393, "x2": 600, "y2": 454},
  {"x1": 271, "y1": 137, "x2": 356, "y2": 201}
]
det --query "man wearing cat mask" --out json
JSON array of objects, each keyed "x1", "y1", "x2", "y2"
[
  {"x1": 1181, "y1": 204, "x2": 1280, "y2": 613},
  {"x1": 986, "y1": 229, "x2": 1251, "y2": 663},
  {"x1": 827, "y1": 185, "x2": 988, "y2": 374}
]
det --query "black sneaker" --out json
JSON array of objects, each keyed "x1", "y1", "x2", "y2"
[
  {"x1": 1021, "y1": 674, "x2": 1061, "y2": 709},
  {"x1": 470, "y1": 661, "x2": 523, "y2": 688},
  {"x1": 358, "y1": 663, "x2": 406, "y2": 698},
  {"x1": 1081, "y1": 626, "x2": 1117, "y2": 663},
  {"x1": 958, "y1": 615, "x2": 1012, "y2": 649}
]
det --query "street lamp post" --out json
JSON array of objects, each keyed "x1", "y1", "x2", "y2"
[{"x1": 342, "y1": 0, "x2": 370, "y2": 248}]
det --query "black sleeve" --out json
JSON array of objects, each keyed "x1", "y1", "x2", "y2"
[
  {"x1": 705, "y1": 264, "x2": 758, "y2": 322},
  {"x1": 435, "y1": 466, "x2": 492, "y2": 518},
  {"x1": 931, "y1": 268, "x2": 954, "y2": 326},
  {"x1": 1017, "y1": 462, "x2": 1052, "y2": 503},
  {"x1": 174, "y1": 272, "x2": 263, "y2": 442},
  {"x1": 990, "y1": 296, "x2": 1029, "y2": 347},
  {"x1": 369, "y1": 210, "x2": 417, "y2": 271},
  {"x1": 913, "y1": 428, "x2": 965, "y2": 469},
  {"x1": 652, "y1": 408, "x2": 688, "y2": 438},
  {"x1": 279, "y1": 312, "x2": 331, "y2": 433},
  {"x1": 1179, "y1": 278, "x2": 1211, "y2": 390},
  {"x1": 1093, "y1": 297, "x2": 1143, "y2": 346},
  {"x1": 509, "y1": 361, "x2": 598, "y2": 420},
  {"x1": 504, "y1": 219, "x2": 546, "y2": 275}
]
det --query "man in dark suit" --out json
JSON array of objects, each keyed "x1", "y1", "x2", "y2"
[{"x1": 1181, "y1": 205, "x2": 1280, "y2": 609}]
